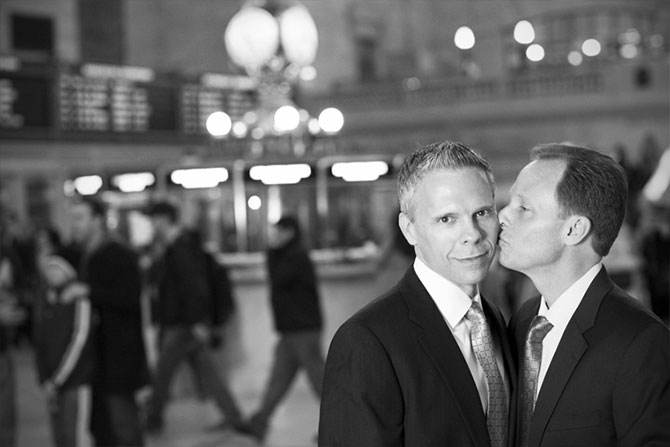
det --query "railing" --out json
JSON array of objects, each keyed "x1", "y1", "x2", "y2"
[
  {"x1": 311, "y1": 71, "x2": 605, "y2": 112},
  {"x1": 217, "y1": 244, "x2": 382, "y2": 282},
  {"x1": 505, "y1": 71, "x2": 603, "y2": 98}
]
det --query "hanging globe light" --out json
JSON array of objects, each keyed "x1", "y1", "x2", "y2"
[
  {"x1": 224, "y1": 7, "x2": 280, "y2": 72},
  {"x1": 278, "y1": 3, "x2": 319, "y2": 67},
  {"x1": 454, "y1": 26, "x2": 476, "y2": 50},
  {"x1": 514, "y1": 20, "x2": 535, "y2": 45}
]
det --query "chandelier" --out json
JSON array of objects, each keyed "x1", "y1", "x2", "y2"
[{"x1": 207, "y1": 0, "x2": 342, "y2": 155}]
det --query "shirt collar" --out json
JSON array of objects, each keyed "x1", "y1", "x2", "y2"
[
  {"x1": 413, "y1": 257, "x2": 480, "y2": 329},
  {"x1": 538, "y1": 262, "x2": 603, "y2": 327}
]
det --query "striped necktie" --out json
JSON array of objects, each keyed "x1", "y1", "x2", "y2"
[
  {"x1": 520, "y1": 315, "x2": 553, "y2": 447},
  {"x1": 467, "y1": 301, "x2": 507, "y2": 447}
]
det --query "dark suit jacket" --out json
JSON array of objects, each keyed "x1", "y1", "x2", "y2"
[
  {"x1": 319, "y1": 267, "x2": 516, "y2": 447},
  {"x1": 509, "y1": 268, "x2": 670, "y2": 447}
]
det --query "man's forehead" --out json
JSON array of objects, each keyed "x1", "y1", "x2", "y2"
[
  {"x1": 418, "y1": 166, "x2": 491, "y2": 186},
  {"x1": 509, "y1": 161, "x2": 566, "y2": 208},
  {"x1": 529, "y1": 158, "x2": 566, "y2": 174},
  {"x1": 517, "y1": 159, "x2": 565, "y2": 186}
]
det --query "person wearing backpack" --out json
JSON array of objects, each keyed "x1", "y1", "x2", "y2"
[{"x1": 144, "y1": 201, "x2": 244, "y2": 434}]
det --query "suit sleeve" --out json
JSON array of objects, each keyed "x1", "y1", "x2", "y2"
[
  {"x1": 319, "y1": 320, "x2": 404, "y2": 447},
  {"x1": 613, "y1": 322, "x2": 670, "y2": 447}
]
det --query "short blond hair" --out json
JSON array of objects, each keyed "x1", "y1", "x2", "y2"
[{"x1": 397, "y1": 141, "x2": 495, "y2": 220}]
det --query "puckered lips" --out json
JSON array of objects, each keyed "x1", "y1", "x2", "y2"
[{"x1": 497, "y1": 231, "x2": 508, "y2": 247}]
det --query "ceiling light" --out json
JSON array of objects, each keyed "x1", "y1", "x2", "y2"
[
  {"x1": 171, "y1": 167, "x2": 229, "y2": 189},
  {"x1": 250, "y1": 164, "x2": 311, "y2": 185},
  {"x1": 332, "y1": 161, "x2": 389, "y2": 182}
]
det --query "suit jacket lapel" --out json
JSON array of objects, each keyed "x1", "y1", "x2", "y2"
[
  {"x1": 399, "y1": 268, "x2": 490, "y2": 447},
  {"x1": 527, "y1": 268, "x2": 614, "y2": 447}
]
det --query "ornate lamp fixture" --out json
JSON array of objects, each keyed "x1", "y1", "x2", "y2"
[
  {"x1": 211, "y1": 0, "x2": 341, "y2": 155},
  {"x1": 224, "y1": 1, "x2": 318, "y2": 83}
]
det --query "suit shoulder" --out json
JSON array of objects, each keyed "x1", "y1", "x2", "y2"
[
  {"x1": 333, "y1": 287, "x2": 406, "y2": 341},
  {"x1": 351, "y1": 287, "x2": 406, "y2": 323},
  {"x1": 599, "y1": 287, "x2": 667, "y2": 333}
]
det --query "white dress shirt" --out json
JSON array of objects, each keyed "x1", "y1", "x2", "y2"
[
  {"x1": 535, "y1": 262, "x2": 602, "y2": 398},
  {"x1": 413, "y1": 258, "x2": 508, "y2": 414}
]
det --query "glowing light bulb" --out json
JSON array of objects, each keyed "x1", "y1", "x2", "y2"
[
  {"x1": 526, "y1": 43, "x2": 545, "y2": 62},
  {"x1": 514, "y1": 20, "x2": 535, "y2": 45},
  {"x1": 582, "y1": 39, "x2": 601, "y2": 57},
  {"x1": 206, "y1": 111, "x2": 232, "y2": 137},
  {"x1": 318, "y1": 108, "x2": 344, "y2": 134},
  {"x1": 454, "y1": 26, "x2": 476, "y2": 50}
]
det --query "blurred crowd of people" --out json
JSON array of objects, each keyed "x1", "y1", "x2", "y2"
[
  {"x1": 0, "y1": 198, "x2": 326, "y2": 447},
  {"x1": 0, "y1": 198, "x2": 148, "y2": 447}
]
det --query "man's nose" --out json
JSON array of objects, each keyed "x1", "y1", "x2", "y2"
[
  {"x1": 498, "y1": 205, "x2": 510, "y2": 228},
  {"x1": 461, "y1": 218, "x2": 484, "y2": 244}
]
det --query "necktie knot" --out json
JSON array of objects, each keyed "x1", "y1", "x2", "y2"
[
  {"x1": 528, "y1": 315, "x2": 553, "y2": 343},
  {"x1": 466, "y1": 301, "x2": 486, "y2": 326}
]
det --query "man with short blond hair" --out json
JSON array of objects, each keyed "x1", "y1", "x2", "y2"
[{"x1": 320, "y1": 141, "x2": 514, "y2": 447}]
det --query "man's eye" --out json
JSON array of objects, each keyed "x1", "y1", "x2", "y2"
[
  {"x1": 476, "y1": 209, "x2": 491, "y2": 218},
  {"x1": 439, "y1": 216, "x2": 453, "y2": 223}
]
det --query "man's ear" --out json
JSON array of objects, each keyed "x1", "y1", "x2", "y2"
[
  {"x1": 398, "y1": 212, "x2": 416, "y2": 246},
  {"x1": 563, "y1": 215, "x2": 592, "y2": 247}
]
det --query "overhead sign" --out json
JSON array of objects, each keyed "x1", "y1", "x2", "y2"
[{"x1": 0, "y1": 59, "x2": 256, "y2": 138}]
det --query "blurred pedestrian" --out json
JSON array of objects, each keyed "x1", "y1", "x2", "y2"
[
  {"x1": 0, "y1": 210, "x2": 35, "y2": 348},
  {"x1": 186, "y1": 231, "x2": 238, "y2": 402},
  {"x1": 0, "y1": 220, "x2": 26, "y2": 447},
  {"x1": 144, "y1": 201, "x2": 243, "y2": 433},
  {"x1": 34, "y1": 226, "x2": 94, "y2": 447},
  {"x1": 68, "y1": 197, "x2": 149, "y2": 446},
  {"x1": 640, "y1": 204, "x2": 670, "y2": 324},
  {"x1": 238, "y1": 216, "x2": 325, "y2": 442}
]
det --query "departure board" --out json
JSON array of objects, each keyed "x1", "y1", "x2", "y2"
[
  {"x1": 182, "y1": 85, "x2": 227, "y2": 134},
  {"x1": 0, "y1": 58, "x2": 258, "y2": 139},
  {"x1": 181, "y1": 81, "x2": 256, "y2": 134},
  {"x1": 0, "y1": 71, "x2": 52, "y2": 129},
  {"x1": 58, "y1": 71, "x2": 177, "y2": 133}
]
